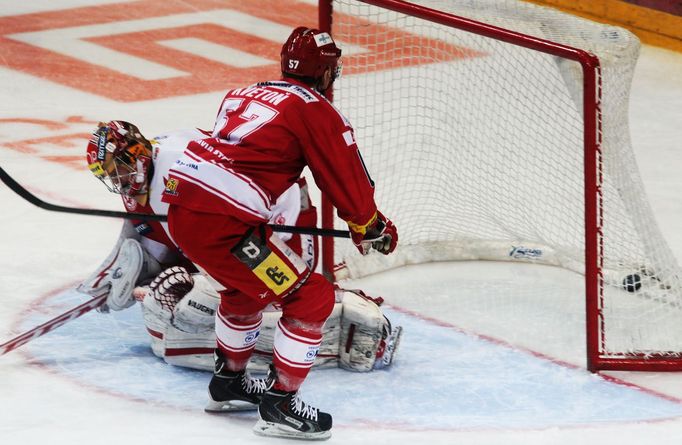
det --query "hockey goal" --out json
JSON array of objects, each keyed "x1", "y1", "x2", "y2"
[{"x1": 319, "y1": 0, "x2": 682, "y2": 371}]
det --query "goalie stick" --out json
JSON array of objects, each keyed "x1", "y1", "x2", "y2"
[
  {"x1": 0, "y1": 292, "x2": 107, "y2": 356},
  {"x1": 0, "y1": 166, "x2": 350, "y2": 239}
]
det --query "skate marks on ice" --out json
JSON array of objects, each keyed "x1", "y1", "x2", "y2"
[{"x1": 12, "y1": 285, "x2": 682, "y2": 431}]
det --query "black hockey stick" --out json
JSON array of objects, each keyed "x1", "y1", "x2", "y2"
[{"x1": 0, "y1": 166, "x2": 349, "y2": 238}]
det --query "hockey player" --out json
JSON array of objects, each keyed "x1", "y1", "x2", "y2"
[
  {"x1": 161, "y1": 27, "x2": 398, "y2": 440},
  {"x1": 81, "y1": 121, "x2": 315, "y2": 311},
  {"x1": 80, "y1": 122, "x2": 203, "y2": 309},
  {"x1": 80, "y1": 118, "x2": 401, "y2": 430}
]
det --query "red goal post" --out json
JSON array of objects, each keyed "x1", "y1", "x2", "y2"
[{"x1": 318, "y1": 0, "x2": 682, "y2": 372}]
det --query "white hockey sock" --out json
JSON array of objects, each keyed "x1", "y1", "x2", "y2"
[
  {"x1": 272, "y1": 319, "x2": 322, "y2": 391},
  {"x1": 215, "y1": 310, "x2": 262, "y2": 368}
]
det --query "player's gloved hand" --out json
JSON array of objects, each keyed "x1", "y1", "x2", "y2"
[{"x1": 347, "y1": 211, "x2": 398, "y2": 255}]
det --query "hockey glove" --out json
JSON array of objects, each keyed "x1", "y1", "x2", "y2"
[
  {"x1": 149, "y1": 266, "x2": 194, "y2": 312},
  {"x1": 91, "y1": 238, "x2": 145, "y2": 312},
  {"x1": 347, "y1": 211, "x2": 398, "y2": 255}
]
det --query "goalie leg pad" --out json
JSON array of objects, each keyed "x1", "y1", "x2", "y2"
[
  {"x1": 140, "y1": 288, "x2": 168, "y2": 359},
  {"x1": 338, "y1": 291, "x2": 402, "y2": 372},
  {"x1": 140, "y1": 291, "x2": 217, "y2": 370},
  {"x1": 316, "y1": 304, "x2": 342, "y2": 369},
  {"x1": 162, "y1": 324, "x2": 216, "y2": 371},
  {"x1": 374, "y1": 323, "x2": 402, "y2": 370},
  {"x1": 137, "y1": 243, "x2": 163, "y2": 286},
  {"x1": 139, "y1": 270, "x2": 218, "y2": 370}
]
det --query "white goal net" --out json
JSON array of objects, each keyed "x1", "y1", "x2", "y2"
[{"x1": 322, "y1": 0, "x2": 682, "y2": 370}]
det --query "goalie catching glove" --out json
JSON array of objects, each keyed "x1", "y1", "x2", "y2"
[
  {"x1": 347, "y1": 211, "x2": 398, "y2": 255},
  {"x1": 143, "y1": 266, "x2": 219, "y2": 334}
]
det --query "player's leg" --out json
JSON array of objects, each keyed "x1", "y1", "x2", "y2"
[
  {"x1": 255, "y1": 274, "x2": 335, "y2": 440},
  {"x1": 226, "y1": 223, "x2": 335, "y2": 438},
  {"x1": 205, "y1": 289, "x2": 270, "y2": 412},
  {"x1": 166, "y1": 206, "x2": 275, "y2": 411},
  {"x1": 168, "y1": 204, "x2": 334, "y2": 437},
  {"x1": 167, "y1": 205, "x2": 317, "y2": 416}
]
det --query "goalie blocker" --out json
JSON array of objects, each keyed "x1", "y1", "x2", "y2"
[{"x1": 139, "y1": 267, "x2": 402, "y2": 373}]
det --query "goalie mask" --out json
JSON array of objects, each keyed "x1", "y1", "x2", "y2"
[
  {"x1": 86, "y1": 121, "x2": 153, "y2": 202},
  {"x1": 280, "y1": 27, "x2": 342, "y2": 91}
]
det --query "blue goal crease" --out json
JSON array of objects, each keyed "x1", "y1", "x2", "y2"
[{"x1": 17, "y1": 289, "x2": 682, "y2": 430}]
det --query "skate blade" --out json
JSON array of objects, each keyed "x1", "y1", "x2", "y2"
[
  {"x1": 204, "y1": 399, "x2": 258, "y2": 413},
  {"x1": 253, "y1": 419, "x2": 331, "y2": 441}
]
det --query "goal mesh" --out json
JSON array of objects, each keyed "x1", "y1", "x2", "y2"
[{"x1": 323, "y1": 0, "x2": 682, "y2": 369}]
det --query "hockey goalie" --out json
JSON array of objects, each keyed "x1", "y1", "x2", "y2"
[
  {"x1": 135, "y1": 266, "x2": 401, "y2": 377},
  {"x1": 79, "y1": 121, "x2": 402, "y2": 384}
]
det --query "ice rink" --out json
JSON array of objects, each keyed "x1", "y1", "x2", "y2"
[{"x1": 1, "y1": 1, "x2": 682, "y2": 444}]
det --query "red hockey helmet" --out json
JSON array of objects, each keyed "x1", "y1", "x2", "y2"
[
  {"x1": 281, "y1": 27, "x2": 342, "y2": 84},
  {"x1": 85, "y1": 121, "x2": 153, "y2": 197}
]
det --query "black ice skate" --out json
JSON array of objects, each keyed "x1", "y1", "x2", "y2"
[
  {"x1": 205, "y1": 350, "x2": 273, "y2": 412},
  {"x1": 254, "y1": 387, "x2": 333, "y2": 440}
]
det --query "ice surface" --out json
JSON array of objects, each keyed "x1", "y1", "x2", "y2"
[{"x1": 1, "y1": 1, "x2": 681, "y2": 444}]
